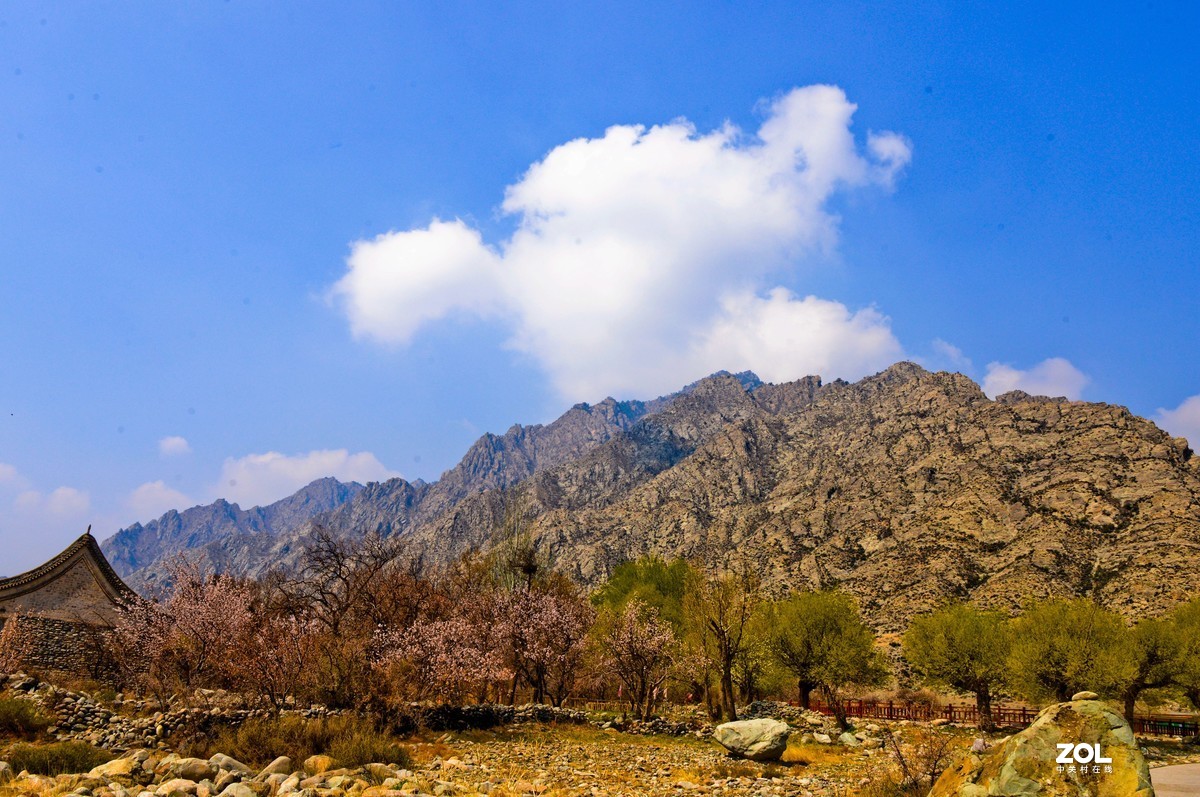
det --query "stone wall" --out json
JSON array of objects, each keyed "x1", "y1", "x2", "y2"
[{"x1": 1, "y1": 614, "x2": 114, "y2": 679}]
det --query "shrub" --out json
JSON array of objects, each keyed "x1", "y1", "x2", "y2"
[
  {"x1": 0, "y1": 698, "x2": 52, "y2": 738},
  {"x1": 327, "y1": 731, "x2": 411, "y2": 769},
  {"x1": 176, "y1": 714, "x2": 411, "y2": 770},
  {"x1": 2, "y1": 741, "x2": 114, "y2": 775}
]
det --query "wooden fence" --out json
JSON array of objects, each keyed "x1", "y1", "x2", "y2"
[{"x1": 809, "y1": 698, "x2": 1200, "y2": 737}]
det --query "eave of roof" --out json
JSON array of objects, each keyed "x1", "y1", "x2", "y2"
[{"x1": 0, "y1": 532, "x2": 136, "y2": 602}]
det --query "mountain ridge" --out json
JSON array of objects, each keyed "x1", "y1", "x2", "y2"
[{"x1": 102, "y1": 364, "x2": 1200, "y2": 629}]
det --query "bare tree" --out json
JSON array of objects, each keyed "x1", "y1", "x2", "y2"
[{"x1": 281, "y1": 527, "x2": 404, "y2": 706}]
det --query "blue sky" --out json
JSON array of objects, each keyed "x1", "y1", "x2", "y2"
[{"x1": 2, "y1": 2, "x2": 1198, "y2": 573}]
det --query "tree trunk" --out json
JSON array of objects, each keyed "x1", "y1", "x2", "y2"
[
  {"x1": 1123, "y1": 687, "x2": 1139, "y2": 724},
  {"x1": 823, "y1": 686, "x2": 849, "y2": 730},
  {"x1": 976, "y1": 685, "x2": 995, "y2": 731},
  {"x1": 720, "y1": 663, "x2": 738, "y2": 722},
  {"x1": 798, "y1": 680, "x2": 816, "y2": 710}
]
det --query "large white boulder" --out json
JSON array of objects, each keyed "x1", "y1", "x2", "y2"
[{"x1": 713, "y1": 718, "x2": 790, "y2": 761}]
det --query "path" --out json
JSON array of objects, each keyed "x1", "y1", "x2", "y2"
[{"x1": 1152, "y1": 764, "x2": 1200, "y2": 797}]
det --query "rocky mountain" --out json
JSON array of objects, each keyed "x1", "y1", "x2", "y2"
[
  {"x1": 100, "y1": 378, "x2": 707, "y2": 588},
  {"x1": 101, "y1": 477, "x2": 363, "y2": 590},
  {"x1": 103, "y1": 364, "x2": 1200, "y2": 630},
  {"x1": 340, "y1": 363, "x2": 1199, "y2": 630}
]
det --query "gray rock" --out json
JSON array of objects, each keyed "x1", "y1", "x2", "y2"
[
  {"x1": 813, "y1": 732, "x2": 832, "y2": 744},
  {"x1": 217, "y1": 785, "x2": 257, "y2": 797},
  {"x1": 838, "y1": 731, "x2": 861, "y2": 747},
  {"x1": 208, "y1": 755, "x2": 251, "y2": 775},
  {"x1": 256, "y1": 757, "x2": 293, "y2": 780},
  {"x1": 1071, "y1": 690, "x2": 1099, "y2": 701},
  {"x1": 713, "y1": 718, "x2": 790, "y2": 762},
  {"x1": 170, "y1": 759, "x2": 218, "y2": 783}
]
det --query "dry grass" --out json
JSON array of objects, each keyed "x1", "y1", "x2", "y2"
[
  {"x1": 0, "y1": 699, "x2": 52, "y2": 740},
  {"x1": 0, "y1": 741, "x2": 114, "y2": 776},
  {"x1": 709, "y1": 759, "x2": 761, "y2": 779},
  {"x1": 782, "y1": 740, "x2": 853, "y2": 767},
  {"x1": 0, "y1": 774, "x2": 67, "y2": 797},
  {"x1": 174, "y1": 715, "x2": 412, "y2": 770}
]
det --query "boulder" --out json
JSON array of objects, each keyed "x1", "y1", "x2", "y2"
[
  {"x1": 255, "y1": 758, "x2": 293, "y2": 780},
  {"x1": 217, "y1": 784, "x2": 257, "y2": 797},
  {"x1": 209, "y1": 755, "x2": 251, "y2": 775},
  {"x1": 838, "y1": 731, "x2": 861, "y2": 747},
  {"x1": 170, "y1": 759, "x2": 219, "y2": 783},
  {"x1": 155, "y1": 779, "x2": 199, "y2": 797},
  {"x1": 0, "y1": 762, "x2": 12, "y2": 785},
  {"x1": 930, "y1": 695, "x2": 1154, "y2": 797},
  {"x1": 712, "y1": 718, "x2": 790, "y2": 761},
  {"x1": 90, "y1": 758, "x2": 141, "y2": 780},
  {"x1": 301, "y1": 756, "x2": 335, "y2": 775}
]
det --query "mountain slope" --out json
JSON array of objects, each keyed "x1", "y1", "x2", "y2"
[
  {"x1": 102, "y1": 364, "x2": 1200, "y2": 631},
  {"x1": 102, "y1": 382, "x2": 698, "y2": 585},
  {"x1": 101, "y1": 477, "x2": 363, "y2": 589},
  {"x1": 396, "y1": 364, "x2": 1200, "y2": 630}
]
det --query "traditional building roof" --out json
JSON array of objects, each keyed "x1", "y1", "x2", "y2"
[{"x1": 0, "y1": 531, "x2": 136, "y2": 625}]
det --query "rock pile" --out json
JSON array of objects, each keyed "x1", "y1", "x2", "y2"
[
  {"x1": 2, "y1": 674, "x2": 591, "y2": 751},
  {"x1": 2, "y1": 673, "x2": 292, "y2": 750},
  {"x1": 740, "y1": 701, "x2": 838, "y2": 732}
]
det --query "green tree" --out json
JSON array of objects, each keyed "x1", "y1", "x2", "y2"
[
  {"x1": 764, "y1": 590, "x2": 888, "y2": 729},
  {"x1": 1006, "y1": 598, "x2": 1136, "y2": 704},
  {"x1": 591, "y1": 556, "x2": 694, "y2": 634},
  {"x1": 1171, "y1": 597, "x2": 1200, "y2": 710},
  {"x1": 904, "y1": 603, "x2": 1010, "y2": 729},
  {"x1": 1121, "y1": 616, "x2": 1188, "y2": 721},
  {"x1": 683, "y1": 565, "x2": 762, "y2": 722}
]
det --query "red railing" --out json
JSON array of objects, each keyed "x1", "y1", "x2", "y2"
[{"x1": 808, "y1": 698, "x2": 1199, "y2": 736}]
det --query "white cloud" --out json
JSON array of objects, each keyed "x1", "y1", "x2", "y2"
[
  {"x1": 158, "y1": 436, "x2": 192, "y2": 456},
  {"x1": 927, "y1": 339, "x2": 973, "y2": 372},
  {"x1": 1155, "y1": 395, "x2": 1200, "y2": 447},
  {"x1": 127, "y1": 481, "x2": 192, "y2": 521},
  {"x1": 690, "y1": 289, "x2": 902, "y2": 385},
  {"x1": 337, "y1": 220, "x2": 502, "y2": 343},
  {"x1": 332, "y1": 85, "x2": 911, "y2": 399},
  {"x1": 982, "y1": 357, "x2": 1090, "y2": 400},
  {"x1": 215, "y1": 449, "x2": 400, "y2": 508},
  {"x1": 0, "y1": 463, "x2": 18, "y2": 484},
  {"x1": 14, "y1": 486, "x2": 91, "y2": 517}
]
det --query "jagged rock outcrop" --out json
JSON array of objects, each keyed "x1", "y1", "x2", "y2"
[{"x1": 396, "y1": 363, "x2": 1200, "y2": 630}]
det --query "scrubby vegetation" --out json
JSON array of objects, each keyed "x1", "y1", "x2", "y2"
[
  {"x1": 1, "y1": 741, "x2": 113, "y2": 775},
  {"x1": 174, "y1": 715, "x2": 412, "y2": 770},
  {"x1": 0, "y1": 698, "x2": 51, "y2": 739}
]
